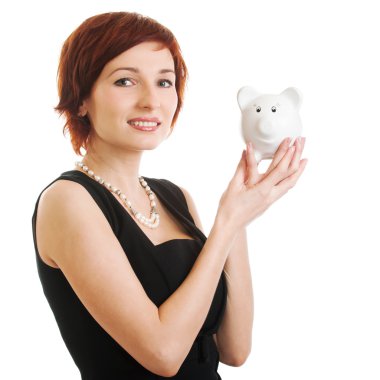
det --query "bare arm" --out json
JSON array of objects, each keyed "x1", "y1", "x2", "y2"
[
  {"x1": 214, "y1": 229, "x2": 253, "y2": 366},
  {"x1": 180, "y1": 187, "x2": 253, "y2": 367}
]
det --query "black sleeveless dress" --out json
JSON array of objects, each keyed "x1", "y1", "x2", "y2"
[{"x1": 31, "y1": 170, "x2": 227, "y2": 379}]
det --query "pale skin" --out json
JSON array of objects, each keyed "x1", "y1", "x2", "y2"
[{"x1": 35, "y1": 41, "x2": 307, "y2": 376}]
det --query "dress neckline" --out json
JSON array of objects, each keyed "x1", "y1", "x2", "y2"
[{"x1": 68, "y1": 170, "x2": 198, "y2": 249}]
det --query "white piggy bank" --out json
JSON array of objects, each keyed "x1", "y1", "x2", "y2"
[{"x1": 237, "y1": 86, "x2": 303, "y2": 162}]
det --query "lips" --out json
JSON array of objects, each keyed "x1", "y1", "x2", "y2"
[{"x1": 127, "y1": 117, "x2": 162, "y2": 131}]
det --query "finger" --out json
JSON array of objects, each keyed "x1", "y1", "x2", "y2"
[
  {"x1": 243, "y1": 150, "x2": 249, "y2": 183},
  {"x1": 245, "y1": 142, "x2": 260, "y2": 187},
  {"x1": 288, "y1": 137, "x2": 304, "y2": 173},
  {"x1": 231, "y1": 149, "x2": 248, "y2": 186},
  {"x1": 289, "y1": 137, "x2": 306, "y2": 174},
  {"x1": 272, "y1": 158, "x2": 308, "y2": 200},
  {"x1": 266, "y1": 137, "x2": 291, "y2": 173},
  {"x1": 259, "y1": 144, "x2": 296, "y2": 192}
]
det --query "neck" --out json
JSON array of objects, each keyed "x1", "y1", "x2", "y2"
[{"x1": 76, "y1": 140, "x2": 144, "y2": 198}]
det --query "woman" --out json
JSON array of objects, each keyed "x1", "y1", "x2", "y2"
[{"x1": 32, "y1": 11, "x2": 307, "y2": 379}]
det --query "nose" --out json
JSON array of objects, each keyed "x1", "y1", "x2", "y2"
[{"x1": 137, "y1": 84, "x2": 160, "y2": 109}]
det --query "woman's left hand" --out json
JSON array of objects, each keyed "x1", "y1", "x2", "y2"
[{"x1": 244, "y1": 137, "x2": 306, "y2": 186}]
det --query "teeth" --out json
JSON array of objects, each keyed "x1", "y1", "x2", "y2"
[{"x1": 129, "y1": 121, "x2": 159, "y2": 127}]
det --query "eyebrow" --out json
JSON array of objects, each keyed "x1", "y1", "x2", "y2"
[{"x1": 107, "y1": 67, "x2": 175, "y2": 77}]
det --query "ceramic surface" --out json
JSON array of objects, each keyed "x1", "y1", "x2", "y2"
[{"x1": 237, "y1": 86, "x2": 303, "y2": 162}]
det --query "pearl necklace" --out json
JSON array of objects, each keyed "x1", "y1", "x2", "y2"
[{"x1": 75, "y1": 161, "x2": 160, "y2": 229}]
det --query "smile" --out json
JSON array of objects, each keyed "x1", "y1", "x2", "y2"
[
  {"x1": 128, "y1": 120, "x2": 160, "y2": 131},
  {"x1": 129, "y1": 121, "x2": 159, "y2": 127}
]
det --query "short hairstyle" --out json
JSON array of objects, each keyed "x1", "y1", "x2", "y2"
[{"x1": 55, "y1": 12, "x2": 188, "y2": 156}]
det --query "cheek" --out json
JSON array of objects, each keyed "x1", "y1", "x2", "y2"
[
  {"x1": 98, "y1": 91, "x2": 128, "y2": 120},
  {"x1": 87, "y1": 99, "x2": 119, "y2": 133},
  {"x1": 167, "y1": 91, "x2": 178, "y2": 115}
]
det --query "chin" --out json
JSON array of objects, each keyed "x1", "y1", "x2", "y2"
[{"x1": 132, "y1": 139, "x2": 165, "y2": 152}]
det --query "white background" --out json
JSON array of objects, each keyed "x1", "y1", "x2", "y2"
[{"x1": 1, "y1": 0, "x2": 379, "y2": 379}]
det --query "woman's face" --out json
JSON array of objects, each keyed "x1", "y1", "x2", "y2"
[{"x1": 82, "y1": 41, "x2": 178, "y2": 152}]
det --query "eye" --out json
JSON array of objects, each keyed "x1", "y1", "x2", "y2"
[
  {"x1": 159, "y1": 79, "x2": 173, "y2": 88},
  {"x1": 271, "y1": 106, "x2": 277, "y2": 112},
  {"x1": 256, "y1": 106, "x2": 261, "y2": 113},
  {"x1": 114, "y1": 78, "x2": 133, "y2": 87}
]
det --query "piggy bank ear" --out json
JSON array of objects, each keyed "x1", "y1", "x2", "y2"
[
  {"x1": 237, "y1": 86, "x2": 260, "y2": 111},
  {"x1": 280, "y1": 87, "x2": 302, "y2": 110}
]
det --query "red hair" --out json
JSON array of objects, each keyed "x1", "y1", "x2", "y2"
[{"x1": 55, "y1": 12, "x2": 188, "y2": 156}]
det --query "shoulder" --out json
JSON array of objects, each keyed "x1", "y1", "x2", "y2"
[
  {"x1": 38, "y1": 178, "x2": 97, "y2": 216},
  {"x1": 145, "y1": 177, "x2": 204, "y2": 232},
  {"x1": 147, "y1": 177, "x2": 191, "y2": 204},
  {"x1": 38, "y1": 170, "x2": 117, "y2": 224},
  {"x1": 38, "y1": 174, "x2": 117, "y2": 231},
  {"x1": 177, "y1": 186, "x2": 195, "y2": 207},
  {"x1": 177, "y1": 185, "x2": 204, "y2": 233},
  {"x1": 36, "y1": 178, "x2": 112, "y2": 262}
]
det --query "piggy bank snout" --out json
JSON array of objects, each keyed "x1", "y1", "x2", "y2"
[{"x1": 257, "y1": 120, "x2": 276, "y2": 137}]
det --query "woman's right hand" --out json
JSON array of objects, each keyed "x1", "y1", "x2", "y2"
[{"x1": 216, "y1": 137, "x2": 307, "y2": 232}]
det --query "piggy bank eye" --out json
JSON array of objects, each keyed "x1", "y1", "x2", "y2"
[
  {"x1": 271, "y1": 106, "x2": 277, "y2": 112},
  {"x1": 256, "y1": 106, "x2": 261, "y2": 112}
]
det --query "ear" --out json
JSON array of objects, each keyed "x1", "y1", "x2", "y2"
[
  {"x1": 237, "y1": 86, "x2": 260, "y2": 111},
  {"x1": 78, "y1": 101, "x2": 88, "y2": 117},
  {"x1": 280, "y1": 87, "x2": 302, "y2": 110}
]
